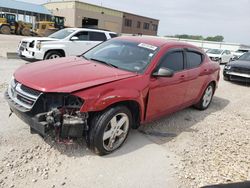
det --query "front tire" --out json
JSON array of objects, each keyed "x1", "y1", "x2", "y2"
[
  {"x1": 194, "y1": 83, "x2": 215, "y2": 110},
  {"x1": 0, "y1": 25, "x2": 11, "y2": 35},
  {"x1": 87, "y1": 106, "x2": 132, "y2": 155},
  {"x1": 44, "y1": 51, "x2": 63, "y2": 60},
  {"x1": 21, "y1": 28, "x2": 30, "y2": 36}
]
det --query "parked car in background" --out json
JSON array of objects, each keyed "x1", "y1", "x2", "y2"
[
  {"x1": 224, "y1": 52, "x2": 250, "y2": 83},
  {"x1": 6, "y1": 36, "x2": 220, "y2": 155},
  {"x1": 206, "y1": 49, "x2": 233, "y2": 64},
  {"x1": 17, "y1": 28, "x2": 117, "y2": 60},
  {"x1": 232, "y1": 49, "x2": 249, "y2": 60}
]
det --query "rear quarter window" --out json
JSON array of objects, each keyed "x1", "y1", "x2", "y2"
[
  {"x1": 186, "y1": 51, "x2": 203, "y2": 69},
  {"x1": 109, "y1": 33, "x2": 118, "y2": 38}
]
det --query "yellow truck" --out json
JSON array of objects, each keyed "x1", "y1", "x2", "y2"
[{"x1": 0, "y1": 13, "x2": 32, "y2": 35}]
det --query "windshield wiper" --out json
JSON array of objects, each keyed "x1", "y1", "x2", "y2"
[{"x1": 90, "y1": 58, "x2": 118, "y2": 68}]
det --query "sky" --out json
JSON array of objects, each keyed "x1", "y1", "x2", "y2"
[{"x1": 19, "y1": 0, "x2": 250, "y2": 45}]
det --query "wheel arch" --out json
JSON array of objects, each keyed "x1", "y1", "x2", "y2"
[
  {"x1": 87, "y1": 99, "x2": 142, "y2": 129},
  {"x1": 0, "y1": 24, "x2": 11, "y2": 28},
  {"x1": 43, "y1": 49, "x2": 66, "y2": 59}
]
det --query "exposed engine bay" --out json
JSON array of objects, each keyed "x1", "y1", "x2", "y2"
[
  {"x1": 5, "y1": 81, "x2": 89, "y2": 141},
  {"x1": 32, "y1": 94, "x2": 88, "y2": 140}
]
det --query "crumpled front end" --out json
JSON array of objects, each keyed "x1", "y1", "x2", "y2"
[{"x1": 4, "y1": 78, "x2": 88, "y2": 140}]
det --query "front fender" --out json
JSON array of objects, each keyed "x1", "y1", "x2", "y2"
[
  {"x1": 74, "y1": 88, "x2": 146, "y2": 120},
  {"x1": 41, "y1": 43, "x2": 66, "y2": 53}
]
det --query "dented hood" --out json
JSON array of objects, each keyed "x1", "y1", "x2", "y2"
[{"x1": 14, "y1": 57, "x2": 137, "y2": 93}]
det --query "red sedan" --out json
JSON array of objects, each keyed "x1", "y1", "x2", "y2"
[{"x1": 5, "y1": 36, "x2": 220, "y2": 155}]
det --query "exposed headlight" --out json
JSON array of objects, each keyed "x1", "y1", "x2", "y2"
[
  {"x1": 224, "y1": 65, "x2": 231, "y2": 70},
  {"x1": 36, "y1": 41, "x2": 42, "y2": 50}
]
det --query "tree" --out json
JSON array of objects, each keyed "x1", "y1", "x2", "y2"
[
  {"x1": 205, "y1": 35, "x2": 224, "y2": 42},
  {"x1": 165, "y1": 34, "x2": 224, "y2": 42}
]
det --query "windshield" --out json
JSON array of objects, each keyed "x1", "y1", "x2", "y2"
[
  {"x1": 48, "y1": 29, "x2": 75, "y2": 39},
  {"x1": 238, "y1": 52, "x2": 250, "y2": 61},
  {"x1": 83, "y1": 39, "x2": 159, "y2": 73},
  {"x1": 207, "y1": 49, "x2": 223, "y2": 54}
]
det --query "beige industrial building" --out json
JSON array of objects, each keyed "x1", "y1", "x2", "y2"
[{"x1": 43, "y1": 1, "x2": 159, "y2": 35}]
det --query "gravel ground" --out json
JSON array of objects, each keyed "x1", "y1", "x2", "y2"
[
  {"x1": 0, "y1": 34, "x2": 26, "y2": 58},
  {"x1": 0, "y1": 57, "x2": 249, "y2": 188}
]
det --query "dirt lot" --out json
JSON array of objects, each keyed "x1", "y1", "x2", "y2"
[{"x1": 0, "y1": 57, "x2": 249, "y2": 188}]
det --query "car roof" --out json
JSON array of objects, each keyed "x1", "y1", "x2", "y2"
[
  {"x1": 64, "y1": 27, "x2": 117, "y2": 34},
  {"x1": 114, "y1": 36, "x2": 202, "y2": 50}
]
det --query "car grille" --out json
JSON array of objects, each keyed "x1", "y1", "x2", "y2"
[
  {"x1": 19, "y1": 41, "x2": 28, "y2": 51},
  {"x1": 231, "y1": 67, "x2": 250, "y2": 75},
  {"x1": 5, "y1": 79, "x2": 42, "y2": 112}
]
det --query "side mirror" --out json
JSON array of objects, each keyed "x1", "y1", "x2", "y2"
[
  {"x1": 71, "y1": 36, "x2": 79, "y2": 41},
  {"x1": 152, "y1": 67, "x2": 174, "y2": 77}
]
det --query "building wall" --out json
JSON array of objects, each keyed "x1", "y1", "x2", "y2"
[
  {"x1": 44, "y1": 2, "x2": 76, "y2": 27},
  {"x1": 44, "y1": 1, "x2": 123, "y2": 33},
  {"x1": 74, "y1": 1, "x2": 123, "y2": 33},
  {"x1": 122, "y1": 13, "x2": 159, "y2": 36},
  {"x1": 44, "y1": 1, "x2": 159, "y2": 35}
]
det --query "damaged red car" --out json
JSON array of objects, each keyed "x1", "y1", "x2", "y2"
[{"x1": 5, "y1": 36, "x2": 220, "y2": 155}]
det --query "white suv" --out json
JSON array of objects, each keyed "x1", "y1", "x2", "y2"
[
  {"x1": 18, "y1": 28, "x2": 117, "y2": 60},
  {"x1": 206, "y1": 49, "x2": 233, "y2": 64}
]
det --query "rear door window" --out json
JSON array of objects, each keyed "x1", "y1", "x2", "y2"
[
  {"x1": 89, "y1": 32, "x2": 107, "y2": 41},
  {"x1": 186, "y1": 51, "x2": 203, "y2": 69}
]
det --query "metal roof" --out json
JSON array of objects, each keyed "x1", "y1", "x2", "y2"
[{"x1": 0, "y1": 0, "x2": 51, "y2": 15}]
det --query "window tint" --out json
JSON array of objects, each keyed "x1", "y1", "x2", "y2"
[
  {"x1": 89, "y1": 32, "x2": 106, "y2": 41},
  {"x1": 110, "y1": 33, "x2": 118, "y2": 38},
  {"x1": 186, "y1": 51, "x2": 203, "y2": 69},
  {"x1": 160, "y1": 51, "x2": 184, "y2": 72},
  {"x1": 74, "y1": 31, "x2": 89, "y2": 41}
]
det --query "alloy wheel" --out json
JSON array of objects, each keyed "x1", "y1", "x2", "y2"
[
  {"x1": 103, "y1": 113, "x2": 129, "y2": 151},
  {"x1": 202, "y1": 85, "x2": 213, "y2": 108}
]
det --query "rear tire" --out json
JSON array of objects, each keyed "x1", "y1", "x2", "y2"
[
  {"x1": 21, "y1": 28, "x2": 30, "y2": 36},
  {"x1": 0, "y1": 25, "x2": 11, "y2": 35},
  {"x1": 86, "y1": 106, "x2": 132, "y2": 156},
  {"x1": 44, "y1": 51, "x2": 63, "y2": 60},
  {"x1": 194, "y1": 83, "x2": 215, "y2": 110}
]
